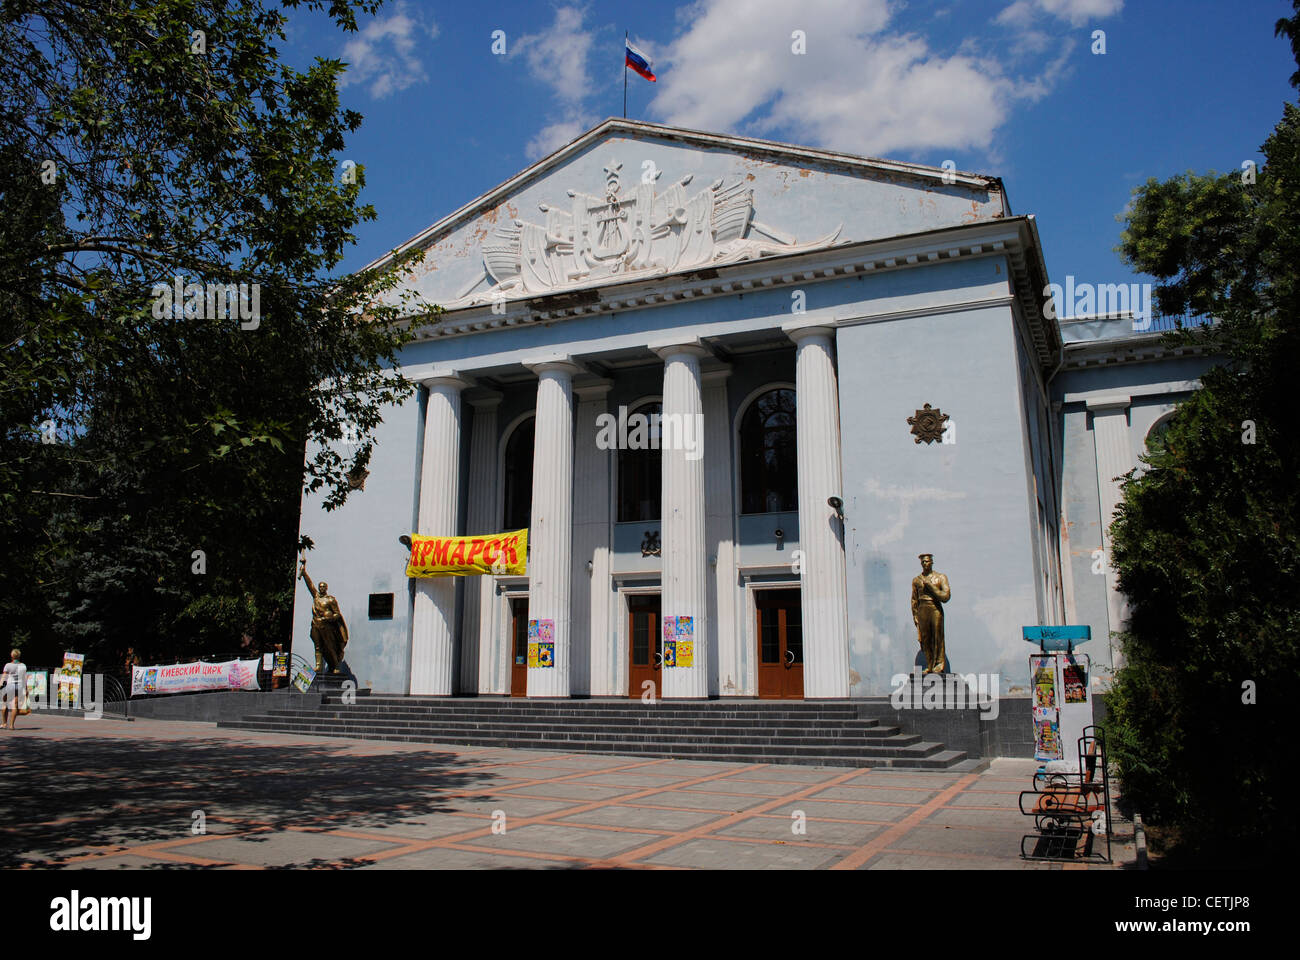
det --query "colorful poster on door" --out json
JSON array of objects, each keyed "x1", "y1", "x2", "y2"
[
  {"x1": 663, "y1": 616, "x2": 676, "y2": 639},
  {"x1": 663, "y1": 639, "x2": 676, "y2": 667},
  {"x1": 675, "y1": 616, "x2": 692, "y2": 638},
  {"x1": 537, "y1": 642, "x2": 554, "y2": 668},
  {"x1": 527, "y1": 643, "x2": 539, "y2": 668},
  {"x1": 676, "y1": 641, "x2": 694, "y2": 668},
  {"x1": 1031, "y1": 655, "x2": 1056, "y2": 709}
]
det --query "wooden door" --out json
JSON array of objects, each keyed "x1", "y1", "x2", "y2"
[
  {"x1": 509, "y1": 597, "x2": 529, "y2": 697},
  {"x1": 627, "y1": 595, "x2": 663, "y2": 699},
  {"x1": 756, "y1": 589, "x2": 804, "y2": 699}
]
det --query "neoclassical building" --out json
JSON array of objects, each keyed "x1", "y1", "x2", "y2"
[{"x1": 292, "y1": 119, "x2": 1215, "y2": 698}]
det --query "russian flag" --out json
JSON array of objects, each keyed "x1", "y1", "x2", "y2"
[{"x1": 625, "y1": 41, "x2": 656, "y2": 82}]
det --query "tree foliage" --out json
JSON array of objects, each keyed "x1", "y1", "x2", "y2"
[
  {"x1": 1105, "y1": 3, "x2": 1300, "y2": 857},
  {"x1": 1, "y1": 1, "x2": 431, "y2": 669}
]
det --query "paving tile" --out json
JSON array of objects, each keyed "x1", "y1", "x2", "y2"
[
  {"x1": 772, "y1": 799, "x2": 916, "y2": 823},
  {"x1": 359, "y1": 847, "x2": 565, "y2": 870},
  {"x1": 714, "y1": 815, "x2": 886, "y2": 846},
  {"x1": 641, "y1": 837, "x2": 843, "y2": 869},
  {"x1": 164, "y1": 831, "x2": 403, "y2": 867},
  {"x1": 502, "y1": 782, "x2": 640, "y2": 801},
  {"x1": 859, "y1": 852, "x2": 1057, "y2": 870},
  {"x1": 555, "y1": 805, "x2": 723, "y2": 831},
  {"x1": 471, "y1": 823, "x2": 664, "y2": 859},
  {"x1": 646, "y1": 791, "x2": 772, "y2": 812},
  {"x1": 809, "y1": 786, "x2": 939, "y2": 804}
]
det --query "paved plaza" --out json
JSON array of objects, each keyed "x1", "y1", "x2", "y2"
[{"x1": 2, "y1": 715, "x2": 1136, "y2": 870}]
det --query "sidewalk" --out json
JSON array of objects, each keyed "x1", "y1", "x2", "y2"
[{"x1": 0, "y1": 714, "x2": 1134, "y2": 869}]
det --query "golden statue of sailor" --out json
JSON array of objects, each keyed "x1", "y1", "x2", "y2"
[
  {"x1": 300, "y1": 558, "x2": 348, "y2": 674},
  {"x1": 910, "y1": 553, "x2": 951, "y2": 674}
]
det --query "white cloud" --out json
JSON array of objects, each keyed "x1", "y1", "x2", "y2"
[
  {"x1": 646, "y1": 0, "x2": 1123, "y2": 159},
  {"x1": 515, "y1": 6, "x2": 600, "y2": 161},
  {"x1": 339, "y1": 3, "x2": 440, "y2": 100},
  {"x1": 651, "y1": 0, "x2": 1015, "y2": 157},
  {"x1": 998, "y1": 0, "x2": 1123, "y2": 28}
]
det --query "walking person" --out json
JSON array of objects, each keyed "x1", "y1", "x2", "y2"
[{"x1": 3, "y1": 649, "x2": 28, "y2": 730}]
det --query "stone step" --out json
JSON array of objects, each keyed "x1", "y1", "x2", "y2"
[
  {"x1": 258, "y1": 707, "x2": 892, "y2": 730},
  {"x1": 220, "y1": 719, "x2": 967, "y2": 768},
  {"x1": 231, "y1": 721, "x2": 918, "y2": 749},
  {"x1": 221, "y1": 716, "x2": 938, "y2": 755}
]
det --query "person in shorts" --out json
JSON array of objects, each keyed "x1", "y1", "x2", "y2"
[{"x1": 2, "y1": 649, "x2": 28, "y2": 730}]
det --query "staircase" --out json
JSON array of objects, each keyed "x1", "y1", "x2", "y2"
[{"x1": 219, "y1": 696, "x2": 975, "y2": 769}]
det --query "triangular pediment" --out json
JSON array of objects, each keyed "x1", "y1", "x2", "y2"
[{"x1": 383, "y1": 119, "x2": 1007, "y2": 311}]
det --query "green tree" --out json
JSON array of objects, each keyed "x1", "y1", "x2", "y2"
[
  {"x1": 1105, "y1": 4, "x2": 1300, "y2": 858},
  {"x1": 0, "y1": 1, "x2": 430, "y2": 670}
]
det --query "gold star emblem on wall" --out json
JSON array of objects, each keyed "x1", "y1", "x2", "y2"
[{"x1": 907, "y1": 404, "x2": 950, "y2": 445}]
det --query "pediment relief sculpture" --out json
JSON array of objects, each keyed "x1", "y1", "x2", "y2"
[{"x1": 445, "y1": 158, "x2": 844, "y2": 308}]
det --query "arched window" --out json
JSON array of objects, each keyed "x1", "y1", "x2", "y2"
[
  {"x1": 618, "y1": 401, "x2": 661, "y2": 523},
  {"x1": 1145, "y1": 412, "x2": 1175, "y2": 452},
  {"x1": 739, "y1": 388, "x2": 797, "y2": 514},
  {"x1": 502, "y1": 416, "x2": 534, "y2": 530}
]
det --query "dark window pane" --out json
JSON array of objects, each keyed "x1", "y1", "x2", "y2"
[
  {"x1": 786, "y1": 605, "x2": 803, "y2": 664},
  {"x1": 632, "y1": 614, "x2": 649, "y2": 665},
  {"x1": 760, "y1": 607, "x2": 780, "y2": 663},
  {"x1": 740, "y1": 389, "x2": 797, "y2": 513},
  {"x1": 503, "y1": 417, "x2": 534, "y2": 530},
  {"x1": 617, "y1": 402, "x2": 662, "y2": 522}
]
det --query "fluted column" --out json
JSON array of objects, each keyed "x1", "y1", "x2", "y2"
[
  {"x1": 787, "y1": 325, "x2": 850, "y2": 699},
  {"x1": 654, "y1": 341, "x2": 709, "y2": 699},
  {"x1": 1088, "y1": 396, "x2": 1132, "y2": 669},
  {"x1": 702, "y1": 365, "x2": 734, "y2": 698},
  {"x1": 524, "y1": 359, "x2": 580, "y2": 698},
  {"x1": 465, "y1": 390, "x2": 503, "y2": 694},
  {"x1": 410, "y1": 374, "x2": 471, "y2": 696},
  {"x1": 573, "y1": 379, "x2": 613, "y2": 697}
]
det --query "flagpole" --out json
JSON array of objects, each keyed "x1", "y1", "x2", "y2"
[{"x1": 623, "y1": 30, "x2": 628, "y2": 118}]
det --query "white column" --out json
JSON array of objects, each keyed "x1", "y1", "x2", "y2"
[
  {"x1": 465, "y1": 390, "x2": 502, "y2": 694},
  {"x1": 787, "y1": 325, "x2": 850, "y2": 699},
  {"x1": 573, "y1": 379, "x2": 613, "y2": 697},
  {"x1": 524, "y1": 359, "x2": 580, "y2": 698},
  {"x1": 410, "y1": 375, "x2": 470, "y2": 696},
  {"x1": 703, "y1": 365, "x2": 735, "y2": 697},
  {"x1": 1088, "y1": 396, "x2": 1132, "y2": 669},
  {"x1": 654, "y1": 341, "x2": 709, "y2": 699}
]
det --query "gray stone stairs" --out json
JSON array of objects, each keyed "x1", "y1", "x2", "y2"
[{"x1": 219, "y1": 696, "x2": 977, "y2": 769}]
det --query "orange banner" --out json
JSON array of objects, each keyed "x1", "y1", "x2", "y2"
[{"x1": 405, "y1": 529, "x2": 528, "y2": 578}]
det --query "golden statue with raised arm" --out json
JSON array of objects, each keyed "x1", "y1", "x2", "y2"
[
  {"x1": 300, "y1": 557, "x2": 348, "y2": 674},
  {"x1": 910, "y1": 553, "x2": 951, "y2": 674}
]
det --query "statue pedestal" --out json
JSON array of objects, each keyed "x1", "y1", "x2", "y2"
[{"x1": 308, "y1": 663, "x2": 370, "y2": 697}]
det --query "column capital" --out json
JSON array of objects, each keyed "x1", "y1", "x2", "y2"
[
  {"x1": 421, "y1": 372, "x2": 475, "y2": 391},
  {"x1": 1086, "y1": 394, "x2": 1131, "y2": 413},
  {"x1": 465, "y1": 388, "x2": 504, "y2": 409},
  {"x1": 523, "y1": 356, "x2": 584, "y2": 378},
  {"x1": 573, "y1": 377, "x2": 615, "y2": 400},
  {"x1": 783, "y1": 323, "x2": 836, "y2": 345},
  {"x1": 650, "y1": 337, "x2": 711, "y2": 361},
  {"x1": 701, "y1": 362, "x2": 733, "y2": 385}
]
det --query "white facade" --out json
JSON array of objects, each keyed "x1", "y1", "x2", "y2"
[{"x1": 292, "y1": 120, "x2": 1206, "y2": 698}]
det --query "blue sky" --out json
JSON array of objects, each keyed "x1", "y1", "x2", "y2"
[{"x1": 286, "y1": 0, "x2": 1299, "y2": 311}]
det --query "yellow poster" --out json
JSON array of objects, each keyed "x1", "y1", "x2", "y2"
[{"x1": 405, "y1": 529, "x2": 527, "y2": 578}]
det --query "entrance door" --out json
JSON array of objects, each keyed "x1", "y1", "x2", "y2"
[
  {"x1": 627, "y1": 595, "x2": 662, "y2": 699},
  {"x1": 509, "y1": 597, "x2": 529, "y2": 697},
  {"x1": 756, "y1": 589, "x2": 803, "y2": 699}
]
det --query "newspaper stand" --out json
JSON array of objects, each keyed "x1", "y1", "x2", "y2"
[{"x1": 1019, "y1": 725, "x2": 1112, "y2": 862}]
